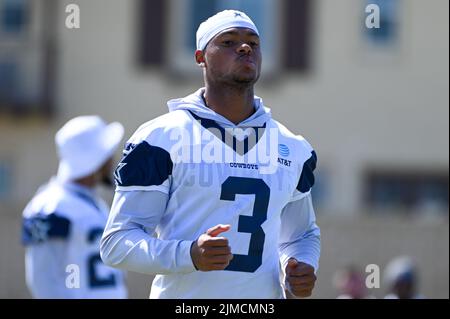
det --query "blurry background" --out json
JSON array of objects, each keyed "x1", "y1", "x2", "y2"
[{"x1": 0, "y1": 0, "x2": 448, "y2": 298}]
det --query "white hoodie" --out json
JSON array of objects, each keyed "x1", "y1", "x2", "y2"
[
  {"x1": 101, "y1": 88, "x2": 321, "y2": 298},
  {"x1": 167, "y1": 88, "x2": 271, "y2": 127}
]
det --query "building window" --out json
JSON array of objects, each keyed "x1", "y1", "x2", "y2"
[
  {"x1": 138, "y1": 0, "x2": 313, "y2": 75},
  {"x1": 0, "y1": 0, "x2": 55, "y2": 116},
  {"x1": 167, "y1": 0, "x2": 281, "y2": 77},
  {"x1": 137, "y1": 0, "x2": 166, "y2": 67},
  {"x1": 364, "y1": 0, "x2": 400, "y2": 47},
  {"x1": 365, "y1": 170, "x2": 449, "y2": 214},
  {"x1": 0, "y1": 0, "x2": 28, "y2": 35},
  {"x1": 0, "y1": 60, "x2": 17, "y2": 105},
  {"x1": 283, "y1": 0, "x2": 312, "y2": 72}
]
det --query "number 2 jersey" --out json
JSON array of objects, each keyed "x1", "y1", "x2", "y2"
[
  {"x1": 101, "y1": 88, "x2": 320, "y2": 298},
  {"x1": 22, "y1": 179, "x2": 127, "y2": 298}
]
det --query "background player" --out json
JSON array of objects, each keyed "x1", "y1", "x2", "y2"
[
  {"x1": 22, "y1": 115, "x2": 127, "y2": 298},
  {"x1": 384, "y1": 256, "x2": 424, "y2": 299}
]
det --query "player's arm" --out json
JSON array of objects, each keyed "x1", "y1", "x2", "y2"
[
  {"x1": 278, "y1": 193, "x2": 321, "y2": 297},
  {"x1": 100, "y1": 140, "x2": 232, "y2": 274},
  {"x1": 279, "y1": 193, "x2": 321, "y2": 273},
  {"x1": 279, "y1": 146, "x2": 320, "y2": 298},
  {"x1": 100, "y1": 190, "x2": 197, "y2": 274},
  {"x1": 101, "y1": 190, "x2": 233, "y2": 274}
]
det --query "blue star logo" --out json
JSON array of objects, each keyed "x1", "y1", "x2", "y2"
[
  {"x1": 114, "y1": 162, "x2": 127, "y2": 185},
  {"x1": 30, "y1": 219, "x2": 50, "y2": 242},
  {"x1": 234, "y1": 12, "x2": 242, "y2": 18}
]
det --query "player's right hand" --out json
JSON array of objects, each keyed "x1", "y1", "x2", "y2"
[{"x1": 190, "y1": 224, "x2": 233, "y2": 271}]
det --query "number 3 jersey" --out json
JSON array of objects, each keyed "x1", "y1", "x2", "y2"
[
  {"x1": 22, "y1": 179, "x2": 127, "y2": 298},
  {"x1": 101, "y1": 88, "x2": 321, "y2": 299}
]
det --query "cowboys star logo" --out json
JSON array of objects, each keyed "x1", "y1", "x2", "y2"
[{"x1": 114, "y1": 163, "x2": 127, "y2": 185}]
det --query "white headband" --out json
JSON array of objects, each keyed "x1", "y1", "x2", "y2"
[{"x1": 196, "y1": 10, "x2": 259, "y2": 51}]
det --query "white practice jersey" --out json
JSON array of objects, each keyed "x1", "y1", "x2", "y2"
[
  {"x1": 101, "y1": 88, "x2": 320, "y2": 298},
  {"x1": 22, "y1": 178, "x2": 127, "y2": 298}
]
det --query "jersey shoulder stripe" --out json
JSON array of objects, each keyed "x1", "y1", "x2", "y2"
[
  {"x1": 22, "y1": 212, "x2": 71, "y2": 245},
  {"x1": 114, "y1": 110, "x2": 192, "y2": 192},
  {"x1": 114, "y1": 141, "x2": 173, "y2": 189},
  {"x1": 297, "y1": 150, "x2": 317, "y2": 193}
]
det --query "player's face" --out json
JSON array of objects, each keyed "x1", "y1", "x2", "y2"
[{"x1": 202, "y1": 28, "x2": 262, "y2": 86}]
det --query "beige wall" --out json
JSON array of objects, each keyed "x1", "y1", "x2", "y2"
[
  {"x1": 0, "y1": 0, "x2": 448, "y2": 298},
  {"x1": 1, "y1": 0, "x2": 447, "y2": 213}
]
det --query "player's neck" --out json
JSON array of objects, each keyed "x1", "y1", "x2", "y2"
[
  {"x1": 73, "y1": 175, "x2": 97, "y2": 189},
  {"x1": 203, "y1": 84, "x2": 255, "y2": 125}
]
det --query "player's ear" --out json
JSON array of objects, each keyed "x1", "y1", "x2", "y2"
[{"x1": 195, "y1": 50, "x2": 206, "y2": 67}]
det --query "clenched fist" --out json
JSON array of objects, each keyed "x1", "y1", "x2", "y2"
[
  {"x1": 285, "y1": 258, "x2": 317, "y2": 298},
  {"x1": 190, "y1": 224, "x2": 234, "y2": 271}
]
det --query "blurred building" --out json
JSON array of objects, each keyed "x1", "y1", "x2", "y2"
[{"x1": 0, "y1": 0, "x2": 448, "y2": 298}]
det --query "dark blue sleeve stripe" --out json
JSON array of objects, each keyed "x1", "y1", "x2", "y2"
[
  {"x1": 114, "y1": 141, "x2": 173, "y2": 187},
  {"x1": 22, "y1": 213, "x2": 71, "y2": 245},
  {"x1": 297, "y1": 150, "x2": 317, "y2": 193}
]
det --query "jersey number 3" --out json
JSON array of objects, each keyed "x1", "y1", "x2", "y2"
[{"x1": 220, "y1": 177, "x2": 269, "y2": 273}]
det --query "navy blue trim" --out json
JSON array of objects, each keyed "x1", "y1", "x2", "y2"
[
  {"x1": 87, "y1": 227, "x2": 104, "y2": 243},
  {"x1": 297, "y1": 150, "x2": 317, "y2": 193},
  {"x1": 22, "y1": 213, "x2": 71, "y2": 245},
  {"x1": 115, "y1": 141, "x2": 173, "y2": 187},
  {"x1": 88, "y1": 254, "x2": 117, "y2": 287},
  {"x1": 71, "y1": 190, "x2": 100, "y2": 211},
  {"x1": 123, "y1": 142, "x2": 135, "y2": 155},
  {"x1": 188, "y1": 110, "x2": 266, "y2": 155}
]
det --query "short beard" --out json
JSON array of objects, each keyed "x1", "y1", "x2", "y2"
[
  {"x1": 234, "y1": 77, "x2": 254, "y2": 85},
  {"x1": 208, "y1": 68, "x2": 259, "y2": 88},
  {"x1": 232, "y1": 72, "x2": 259, "y2": 86}
]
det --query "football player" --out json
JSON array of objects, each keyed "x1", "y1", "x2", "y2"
[
  {"x1": 22, "y1": 116, "x2": 127, "y2": 298},
  {"x1": 101, "y1": 10, "x2": 320, "y2": 299}
]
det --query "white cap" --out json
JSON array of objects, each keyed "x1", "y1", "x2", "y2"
[
  {"x1": 196, "y1": 10, "x2": 259, "y2": 51},
  {"x1": 55, "y1": 115, "x2": 124, "y2": 182}
]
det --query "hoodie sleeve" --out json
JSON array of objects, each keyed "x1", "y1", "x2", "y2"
[
  {"x1": 278, "y1": 193, "x2": 321, "y2": 273},
  {"x1": 279, "y1": 137, "x2": 320, "y2": 272},
  {"x1": 101, "y1": 133, "x2": 196, "y2": 275},
  {"x1": 114, "y1": 140, "x2": 172, "y2": 193},
  {"x1": 100, "y1": 190, "x2": 196, "y2": 275}
]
